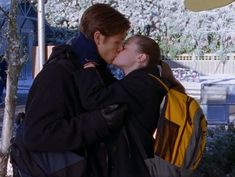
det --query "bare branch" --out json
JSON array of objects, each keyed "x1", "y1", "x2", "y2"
[{"x1": 0, "y1": 5, "x2": 10, "y2": 20}]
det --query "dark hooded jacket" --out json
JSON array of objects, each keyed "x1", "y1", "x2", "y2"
[{"x1": 13, "y1": 45, "x2": 118, "y2": 177}]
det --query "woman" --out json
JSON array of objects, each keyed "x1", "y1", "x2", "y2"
[{"x1": 75, "y1": 34, "x2": 184, "y2": 177}]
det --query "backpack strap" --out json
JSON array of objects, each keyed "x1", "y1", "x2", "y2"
[{"x1": 148, "y1": 73, "x2": 169, "y2": 92}]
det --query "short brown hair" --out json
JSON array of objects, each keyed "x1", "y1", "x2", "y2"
[
  {"x1": 79, "y1": 3, "x2": 130, "y2": 39},
  {"x1": 126, "y1": 35, "x2": 161, "y2": 66}
]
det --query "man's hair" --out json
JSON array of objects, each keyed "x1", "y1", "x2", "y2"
[
  {"x1": 79, "y1": 3, "x2": 130, "y2": 39},
  {"x1": 126, "y1": 35, "x2": 161, "y2": 66}
]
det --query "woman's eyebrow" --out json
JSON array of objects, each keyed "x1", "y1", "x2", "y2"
[{"x1": 123, "y1": 40, "x2": 128, "y2": 45}]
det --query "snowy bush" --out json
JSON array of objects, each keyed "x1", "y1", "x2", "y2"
[
  {"x1": 172, "y1": 68, "x2": 200, "y2": 82},
  {"x1": 194, "y1": 125, "x2": 235, "y2": 177}
]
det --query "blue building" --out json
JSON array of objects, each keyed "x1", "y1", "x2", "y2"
[{"x1": 0, "y1": 0, "x2": 55, "y2": 81}]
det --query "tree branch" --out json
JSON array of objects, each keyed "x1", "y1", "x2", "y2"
[{"x1": 0, "y1": 5, "x2": 10, "y2": 20}]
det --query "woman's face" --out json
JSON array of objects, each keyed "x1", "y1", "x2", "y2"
[
  {"x1": 96, "y1": 32, "x2": 127, "y2": 64},
  {"x1": 112, "y1": 39, "x2": 139, "y2": 69}
]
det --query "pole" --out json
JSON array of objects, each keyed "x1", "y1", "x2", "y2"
[{"x1": 38, "y1": 0, "x2": 45, "y2": 70}]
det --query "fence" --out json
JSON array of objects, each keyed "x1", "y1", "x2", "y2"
[{"x1": 165, "y1": 53, "x2": 235, "y2": 75}]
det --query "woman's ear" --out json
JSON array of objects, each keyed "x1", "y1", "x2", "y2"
[{"x1": 136, "y1": 53, "x2": 149, "y2": 64}]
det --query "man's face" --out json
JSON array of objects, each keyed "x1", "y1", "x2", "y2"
[{"x1": 96, "y1": 32, "x2": 127, "y2": 64}]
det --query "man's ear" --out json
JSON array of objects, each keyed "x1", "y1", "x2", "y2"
[{"x1": 93, "y1": 31, "x2": 103, "y2": 45}]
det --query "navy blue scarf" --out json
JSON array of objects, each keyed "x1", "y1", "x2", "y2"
[{"x1": 67, "y1": 32, "x2": 102, "y2": 65}]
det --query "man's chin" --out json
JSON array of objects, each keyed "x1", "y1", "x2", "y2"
[{"x1": 102, "y1": 57, "x2": 112, "y2": 64}]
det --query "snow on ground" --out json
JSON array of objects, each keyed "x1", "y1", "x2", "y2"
[
  {"x1": 181, "y1": 74, "x2": 235, "y2": 93},
  {"x1": 200, "y1": 74, "x2": 235, "y2": 84}
]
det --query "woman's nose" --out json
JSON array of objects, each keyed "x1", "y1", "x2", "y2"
[{"x1": 117, "y1": 44, "x2": 124, "y2": 53}]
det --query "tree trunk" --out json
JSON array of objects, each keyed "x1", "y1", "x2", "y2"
[
  {"x1": 0, "y1": 65, "x2": 21, "y2": 177},
  {"x1": 0, "y1": 0, "x2": 24, "y2": 176}
]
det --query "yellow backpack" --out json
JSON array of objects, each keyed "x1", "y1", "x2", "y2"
[{"x1": 146, "y1": 74, "x2": 207, "y2": 177}]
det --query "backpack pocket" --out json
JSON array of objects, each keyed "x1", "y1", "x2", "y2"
[{"x1": 154, "y1": 118, "x2": 180, "y2": 163}]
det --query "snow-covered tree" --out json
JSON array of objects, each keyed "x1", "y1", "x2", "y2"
[
  {"x1": 0, "y1": 0, "x2": 27, "y2": 176},
  {"x1": 44, "y1": 0, "x2": 235, "y2": 56}
]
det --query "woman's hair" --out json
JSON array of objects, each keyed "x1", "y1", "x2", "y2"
[
  {"x1": 126, "y1": 35, "x2": 161, "y2": 67},
  {"x1": 79, "y1": 3, "x2": 130, "y2": 39},
  {"x1": 126, "y1": 35, "x2": 185, "y2": 92}
]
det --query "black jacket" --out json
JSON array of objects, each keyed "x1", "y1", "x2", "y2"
[
  {"x1": 16, "y1": 45, "x2": 117, "y2": 177},
  {"x1": 75, "y1": 67, "x2": 166, "y2": 177}
]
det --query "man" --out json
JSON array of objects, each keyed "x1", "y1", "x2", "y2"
[{"x1": 11, "y1": 3, "x2": 130, "y2": 177}]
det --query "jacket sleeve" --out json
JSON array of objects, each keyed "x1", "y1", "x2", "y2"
[
  {"x1": 23, "y1": 64, "x2": 109, "y2": 151},
  {"x1": 74, "y1": 68, "x2": 138, "y2": 111}
]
